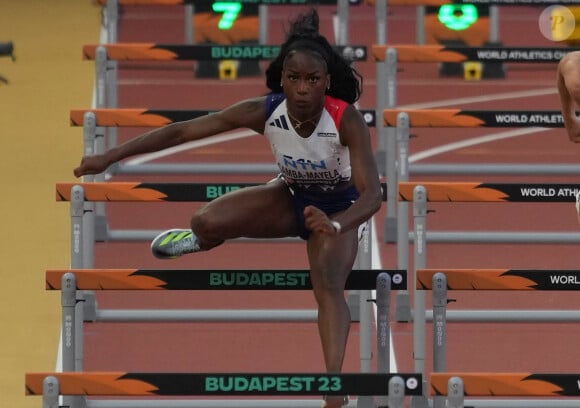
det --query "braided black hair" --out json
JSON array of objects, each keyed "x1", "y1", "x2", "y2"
[{"x1": 265, "y1": 9, "x2": 363, "y2": 104}]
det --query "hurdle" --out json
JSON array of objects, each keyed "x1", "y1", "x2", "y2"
[
  {"x1": 372, "y1": 44, "x2": 580, "y2": 245},
  {"x1": 399, "y1": 183, "x2": 580, "y2": 405},
  {"x1": 79, "y1": 43, "x2": 368, "y2": 238},
  {"x1": 57, "y1": 180, "x2": 387, "y2": 337},
  {"x1": 368, "y1": 0, "x2": 573, "y2": 182},
  {"x1": 56, "y1": 181, "x2": 386, "y2": 264},
  {"x1": 96, "y1": 0, "x2": 361, "y2": 47},
  {"x1": 90, "y1": 0, "x2": 364, "y2": 175},
  {"x1": 84, "y1": 41, "x2": 368, "y2": 120},
  {"x1": 47, "y1": 269, "x2": 405, "y2": 387},
  {"x1": 56, "y1": 181, "x2": 393, "y2": 399},
  {"x1": 388, "y1": 110, "x2": 580, "y2": 299},
  {"x1": 403, "y1": 181, "x2": 580, "y2": 312},
  {"x1": 368, "y1": 0, "x2": 580, "y2": 51},
  {"x1": 372, "y1": 45, "x2": 576, "y2": 65},
  {"x1": 56, "y1": 180, "x2": 386, "y2": 330},
  {"x1": 25, "y1": 371, "x2": 423, "y2": 408},
  {"x1": 383, "y1": 106, "x2": 580, "y2": 321},
  {"x1": 429, "y1": 372, "x2": 580, "y2": 408},
  {"x1": 403, "y1": 178, "x2": 580, "y2": 262},
  {"x1": 69, "y1": 107, "x2": 374, "y2": 248},
  {"x1": 69, "y1": 106, "x2": 376, "y2": 243},
  {"x1": 416, "y1": 269, "x2": 580, "y2": 407},
  {"x1": 417, "y1": 268, "x2": 580, "y2": 291},
  {"x1": 70, "y1": 107, "x2": 377, "y2": 177}
]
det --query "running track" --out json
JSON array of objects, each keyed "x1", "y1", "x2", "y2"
[{"x1": 83, "y1": 3, "x2": 580, "y2": 403}]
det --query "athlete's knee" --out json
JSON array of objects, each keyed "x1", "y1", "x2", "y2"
[
  {"x1": 312, "y1": 283, "x2": 348, "y2": 311},
  {"x1": 312, "y1": 268, "x2": 349, "y2": 296},
  {"x1": 190, "y1": 208, "x2": 224, "y2": 247}
]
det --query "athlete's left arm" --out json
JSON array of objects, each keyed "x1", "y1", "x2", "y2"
[{"x1": 334, "y1": 104, "x2": 382, "y2": 231}]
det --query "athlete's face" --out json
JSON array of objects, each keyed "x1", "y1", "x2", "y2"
[{"x1": 281, "y1": 51, "x2": 330, "y2": 115}]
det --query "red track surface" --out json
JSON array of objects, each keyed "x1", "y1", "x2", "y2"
[{"x1": 84, "y1": 3, "x2": 580, "y2": 404}]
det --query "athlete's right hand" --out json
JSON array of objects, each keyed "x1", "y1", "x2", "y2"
[
  {"x1": 74, "y1": 154, "x2": 110, "y2": 177},
  {"x1": 566, "y1": 119, "x2": 580, "y2": 143},
  {"x1": 304, "y1": 205, "x2": 337, "y2": 236}
]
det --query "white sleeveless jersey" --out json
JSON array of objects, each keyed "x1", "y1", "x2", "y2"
[{"x1": 264, "y1": 94, "x2": 351, "y2": 191}]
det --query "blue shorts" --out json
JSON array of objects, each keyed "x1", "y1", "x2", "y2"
[{"x1": 287, "y1": 184, "x2": 360, "y2": 240}]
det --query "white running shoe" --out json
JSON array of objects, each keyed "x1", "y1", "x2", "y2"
[{"x1": 151, "y1": 229, "x2": 200, "y2": 259}]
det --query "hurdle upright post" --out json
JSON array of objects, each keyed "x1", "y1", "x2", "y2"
[
  {"x1": 375, "y1": 50, "x2": 387, "y2": 170},
  {"x1": 388, "y1": 376, "x2": 405, "y2": 408},
  {"x1": 432, "y1": 272, "x2": 447, "y2": 408},
  {"x1": 105, "y1": 56, "x2": 119, "y2": 157},
  {"x1": 416, "y1": 6, "x2": 426, "y2": 44},
  {"x1": 376, "y1": 272, "x2": 391, "y2": 374},
  {"x1": 61, "y1": 273, "x2": 76, "y2": 373},
  {"x1": 432, "y1": 272, "x2": 447, "y2": 373},
  {"x1": 374, "y1": 0, "x2": 387, "y2": 175},
  {"x1": 60, "y1": 270, "x2": 85, "y2": 408},
  {"x1": 352, "y1": 219, "x2": 374, "y2": 408},
  {"x1": 93, "y1": 47, "x2": 110, "y2": 241},
  {"x1": 375, "y1": 272, "x2": 391, "y2": 408},
  {"x1": 77, "y1": 139, "x2": 99, "y2": 325},
  {"x1": 353, "y1": 219, "x2": 373, "y2": 320},
  {"x1": 69, "y1": 186, "x2": 88, "y2": 377},
  {"x1": 92, "y1": 27, "x2": 121, "y2": 172},
  {"x1": 374, "y1": 0, "x2": 388, "y2": 210},
  {"x1": 336, "y1": 0, "x2": 349, "y2": 46},
  {"x1": 384, "y1": 48, "x2": 398, "y2": 243},
  {"x1": 94, "y1": 47, "x2": 107, "y2": 114},
  {"x1": 42, "y1": 376, "x2": 60, "y2": 408},
  {"x1": 412, "y1": 185, "x2": 429, "y2": 408},
  {"x1": 81, "y1": 112, "x2": 95, "y2": 159},
  {"x1": 70, "y1": 185, "x2": 84, "y2": 269},
  {"x1": 81, "y1": 112, "x2": 96, "y2": 269},
  {"x1": 185, "y1": 4, "x2": 194, "y2": 44},
  {"x1": 375, "y1": 0, "x2": 387, "y2": 44},
  {"x1": 395, "y1": 112, "x2": 411, "y2": 322},
  {"x1": 104, "y1": 0, "x2": 118, "y2": 43},
  {"x1": 446, "y1": 377, "x2": 464, "y2": 408}
]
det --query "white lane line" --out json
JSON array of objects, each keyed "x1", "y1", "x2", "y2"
[
  {"x1": 126, "y1": 130, "x2": 259, "y2": 165},
  {"x1": 408, "y1": 127, "x2": 549, "y2": 162},
  {"x1": 398, "y1": 87, "x2": 557, "y2": 109}
]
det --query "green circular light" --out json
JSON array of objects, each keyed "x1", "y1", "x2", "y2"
[{"x1": 438, "y1": 5, "x2": 479, "y2": 31}]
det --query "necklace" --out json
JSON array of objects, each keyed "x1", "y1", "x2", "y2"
[{"x1": 287, "y1": 110, "x2": 322, "y2": 129}]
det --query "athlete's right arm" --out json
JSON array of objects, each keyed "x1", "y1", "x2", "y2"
[
  {"x1": 557, "y1": 53, "x2": 580, "y2": 143},
  {"x1": 74, "y1": 97, "x2": 268, "y2": 177}
]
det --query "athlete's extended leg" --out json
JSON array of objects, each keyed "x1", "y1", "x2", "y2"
[
  {"x1": 307, "y1": 227, "x2": 358, "y2": 407},
  {"x1": 152, "y1": 178, "x2": 298, "y2": 258},
  {"x1": 308, "y1": 228, "x2": 358, "y2": 372}
]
